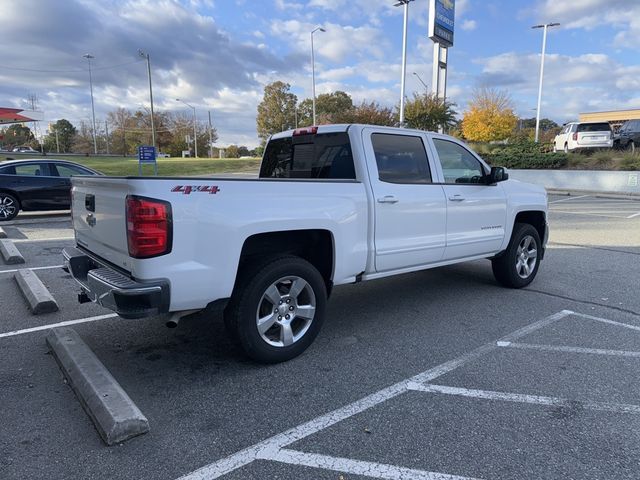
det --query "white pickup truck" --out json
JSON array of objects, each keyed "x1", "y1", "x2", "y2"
[{"x1": 64, "y1": 124, "x2": 548, "y2": 363}]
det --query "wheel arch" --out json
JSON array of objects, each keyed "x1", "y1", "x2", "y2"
[
  {"x1": 0, "y1": 188, "x2": 22, "y2": 208},
  {"x1": 238, "y1": 229, "x2": 335, "y2": 296},
  {"x1": 514, "y1": 210, "x2": 546, "y2": 252}
]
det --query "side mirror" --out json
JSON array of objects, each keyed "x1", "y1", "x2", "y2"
[{"x1": 486, "y1": 166, "x2": 508, "y2": 184}]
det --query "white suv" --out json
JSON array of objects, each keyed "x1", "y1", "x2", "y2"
[{"x1": 554, "y1": 122, "x2": 613, "y2": 153}]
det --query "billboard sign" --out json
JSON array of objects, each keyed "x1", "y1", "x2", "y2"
[{"x1": 429, "y1": 0, "x2": 455, "y2": 47}]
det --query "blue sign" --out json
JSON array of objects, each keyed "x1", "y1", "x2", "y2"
[
  {"x1": 138, "y1": 145, "x2": 156, "y2": 164},
  {"x1": 429, "y1": 0, "x2": 455, "y2": 47}
]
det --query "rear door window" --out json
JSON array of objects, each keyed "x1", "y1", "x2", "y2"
[
  {"x1": 260, "y1": 132, "x2": 355, "y2": 180},
  {"x1": 577, "y1": 123, "x2": 611, "y2": 132},
  {"x1": 371, "y1": 133, "x2": 432, "y2": 184},
  {"x1": 14, "y1": 163, "x2": 49, "y2": 176},
  {"x1": 52, "y1": 164, "x2": 94, "y2": 177}
]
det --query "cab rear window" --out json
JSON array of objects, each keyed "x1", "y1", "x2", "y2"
[
  {"x1": 260, "y1": 132, "x2": 356, "y2": 180},
  {"x1": 577, "y1": 123, "x2": 611, "y2": 132}
]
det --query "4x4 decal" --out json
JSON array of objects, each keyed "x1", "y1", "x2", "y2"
[{"x1": 171, "y1": 185, "x2": 220, "y2": 195}]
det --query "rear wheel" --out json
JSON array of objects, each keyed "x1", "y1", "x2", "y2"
[
  {"x1": 224, "y1": 255, "x2": 327, "y2": 363},
  {"x1": 628, "y1": 141, "x2": 636, "y2": 154},
  {"x1": 0, "y1": 193, "x2": 19, "y2": 221},
  {"x1": 492, "y1": 223, "x2": 541, "y2": 288}
]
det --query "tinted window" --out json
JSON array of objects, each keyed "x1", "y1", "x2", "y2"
[
  {"x1": 433, "y1": 139, "x2": 485, "y2": 184},
  {"x1": 260, "y1": 132, "x2": 355, "y2": 179},
  {"x1": 371, "y1": 134, "x2": 432, "y2": 184},
  {"x1": 577, "y1": 123, "x2": 611, "y2": 132},
  {"x1": 0, "y1": 165, "x2": 16, "y2": 175},
  {"x1": 14, "y1": 163, "x2": 48, "y2": 176},
  {"x1": 54, "y1": 164, "x2": 93, "y2": 177}
]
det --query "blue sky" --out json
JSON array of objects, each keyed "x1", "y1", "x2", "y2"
[{"x1": 1, "y1": 0, "x2": 639, "y2": 147}]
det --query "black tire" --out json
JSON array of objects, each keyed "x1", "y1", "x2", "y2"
[
  {"x1": 224, "y1": 255, "x2": 327, "y2": 363},
  {"x1": 0, "y1": 192, "x2": 19, "y2": 221},
  {"x1": 563, "y1": 143, "x2": 569, "y2": 154},
  {"x1": 628, "y1": 141, "x2": 636, "y2": 154},
  {"x1": 492, "y1": 223, "x2": 541, "y2": 288}
]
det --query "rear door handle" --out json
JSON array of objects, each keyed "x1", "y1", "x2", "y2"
[
  {"x1": 377, "y1": 195, "x2": 399, "y2": 204},
  {"x1": 448, "y1": 194, "x2": 465, "y2": 202}
]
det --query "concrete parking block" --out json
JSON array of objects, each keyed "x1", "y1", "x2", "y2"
[
  {"x1": 0, "y1": 226, "x2": 6, "y2": 238},
  {"x1": 46, "y1": 327, "x2": 149, "y2": 446},
  {"x1": 14, "y1": 269, "x2": 59, "y2": 314},
  {"x1": 0, "y1": 239, "x2": 24, "y2": 264}
]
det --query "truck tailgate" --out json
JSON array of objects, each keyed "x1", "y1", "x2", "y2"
[{"x1": 72, "y1": 176, "x2": 132, "y2": 272}]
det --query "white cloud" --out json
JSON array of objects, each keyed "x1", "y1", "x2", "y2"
[
  {"x1": 460, "y1": 19, "x2": 477, "y2": 31},
  {"x1": 270, "y1": 20, "x2": 388, "y2": 63},
  {"x1": 473, "y1": 50, "x2": 640, "y2": 122}
]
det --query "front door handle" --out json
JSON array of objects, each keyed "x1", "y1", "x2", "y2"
[
  {"x1": 448, "y1": 194, "x2": 465, "y2": 202},
  {"x1": 377, "y1": 195, "x2": 399, "y2": 204}
]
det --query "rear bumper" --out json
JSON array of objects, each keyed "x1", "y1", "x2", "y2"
[{"x1": 63, "y1": 246, "x2": 170, "y2": 319}]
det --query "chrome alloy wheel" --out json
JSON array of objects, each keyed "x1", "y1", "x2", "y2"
[
  {"x1": 515, "y1": 235, "x2": 538, "y2": 279},
  {"x1": 256, "y1": 276, "x2": 316, "y2": 347},
  {"x1": 0, "y1": 195, "x2": 17, "y2": 219}
]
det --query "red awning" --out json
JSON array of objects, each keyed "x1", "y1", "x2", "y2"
[{"x1": 0, "y1": 107, "x2": 44, "y2": 125}]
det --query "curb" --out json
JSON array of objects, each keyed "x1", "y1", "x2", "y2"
[
  {"x1": 46, "y1": 327, "x2": 149, "y2": 446},
  {"x1": 0, "y1": 239, "x2": 25, "y2": 264},
  {"x1": 0, "y1": 227, "x2": 6, "y2": 238},
  {"x1": 547, "y1": 188, "x2": 640, "y2": 200},
  {"x1": 14, "y1": 269, "x2": 59, "y2": 314}
]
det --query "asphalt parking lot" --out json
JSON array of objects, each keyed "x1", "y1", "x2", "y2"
[{"x1": 1, "y1": 194, "x2": 639, "y2": 480}]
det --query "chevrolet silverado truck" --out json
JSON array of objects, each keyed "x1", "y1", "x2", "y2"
[{"x1": 64, "y1": 124, "x2": 548, "y2": 363}]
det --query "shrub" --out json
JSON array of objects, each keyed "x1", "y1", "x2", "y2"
[
  {"x1": 619, "y1": 153, "x2": 640, "y2": 171},
  {"x1": 478, "y1": 140, "x2": 568, "y2": 169}
]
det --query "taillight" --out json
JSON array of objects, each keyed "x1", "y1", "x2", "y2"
[
  {"x1": 126, "y1": 195, "x2": 172, "y2": 258},
  {"x1": 572, "y1": 132, "x2": 578, "y2": 141}
]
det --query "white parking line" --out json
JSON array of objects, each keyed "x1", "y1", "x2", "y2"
[
  {"x1": 0, "y1": 313, "x2": 118, "y2": 339},
  {"x1": 549, "y1": 195, "x2": 590, "y2": 204},
  {"x1": 573, "y1": 311, "x2": 640, "y2": 332},
  {"x1": 0, "y1": 264, "x2": 63, "y2": 275},
  {"x1": 628, "y1": 212, "x2": 640, "y2": 219},
  {"x1": 13, "y1": 236, "x2": 74, "y2": 243},
  {"x1": 498, "y1": 342, "x2": 640, "y2": 358},
  {"x1": 176, "y1": 310, "x2": 573, "y2": 480},
  {"x1": 407, "y1": 383, "x2": 640, "y2": 415},
  {"x1": 549, "y1": 210, "x2": 631, "y2": 219},
  {"x1": 263, "y1": 448, "x2": 479, "y2": 480}
]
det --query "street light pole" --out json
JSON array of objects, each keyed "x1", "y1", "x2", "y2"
[
  {"x1": 176, "y1": 99, "x2": 198, "y2": 158},
  {"x1": 208, "y1": 110, "x2": 214, "y2": 158},
  {"x1": 311, "y1": 26, "x2": 325, "y2": 126},
  {"x1": 82, "y1": 54, "x2": 98, "y2": 154},
  {"x1": 395, "y1": 0, "x2": 414, "y2": 126},
  {"x1": 413, "y1": 71, "x2": 428, "y2": 91},
  {"x1": 138, "y1": 49, "x2": 156, "y2": 151},
  {"x1": 532, "y1": 22, "x2": 560, "y2": 143}
]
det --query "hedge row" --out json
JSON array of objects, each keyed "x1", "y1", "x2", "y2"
[{"x1": 481, "y1": 151, "x2": 568, "y2": 169}]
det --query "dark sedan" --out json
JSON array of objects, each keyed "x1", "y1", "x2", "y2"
[
  {"x1": 615, "y1": 119, "x2": 640, "y2": 153},
  {"x1": 0, "y1": 159, "x2": 101, "y2": 221}
]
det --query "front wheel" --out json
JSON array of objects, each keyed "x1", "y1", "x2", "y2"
[
  {"x1": 0, "y1": 193, "x2": 19, "y2": 221},
  {"x1": 492, "y1": 223, "x2": 541, "y2": 288},
  {"x1": 224, "y1": 256, "x2": 327, "y2": 363}
]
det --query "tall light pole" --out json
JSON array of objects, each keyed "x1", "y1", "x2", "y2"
[
  {"x1": 82, "y1": 54, "x2": 98, "y2": 154},
  {"x1": 138, "y1": 49, "x2": 156, "y2": 151},
  {"x1": 208, "y1": 110, "x2": 214, "y2": 158},
  {"x1": 176, "y1": 99, "x2": 198, "y2": 158},
  {"x1": 310, "y1": 26, "x2": 325, "y2": 126},
  {"x1": 394, "y1": 0, "x2": 414, "y2": 126},
  {"x1": 413, "y1": 71, "x2": 428, "y2": 91},
  {"x1": 532, "y1": 22, "x2": 560, "y2": 143}
]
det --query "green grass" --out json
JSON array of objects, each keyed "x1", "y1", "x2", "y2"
[{"x1": 2, "y1": 154, "x2": 262, "y2": 176}]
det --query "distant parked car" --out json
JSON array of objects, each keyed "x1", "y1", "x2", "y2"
[
  {"x1": 614, "y1": 119, "x2": 640, "y2": 153},
  {"x1": 0, "y1": 159, "x2": 101, "y2": 221},
  {"x1": 553, "y1": 122, "x2": 613, "y2": 153},
  {"x1": 157, "y1": 152, "x2": 170, "y2": 158},
  {"x1": 12, "y1": 146, "x2": 38, "y2": 153}
]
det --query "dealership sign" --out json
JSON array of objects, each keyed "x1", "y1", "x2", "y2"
[{"x1": 428, "y1": 0, "x2": 455, "y2": 47}]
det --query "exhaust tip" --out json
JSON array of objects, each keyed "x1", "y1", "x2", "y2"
[{"x1": 165, "y1": 320, "x2": 179, "y2": 329}]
